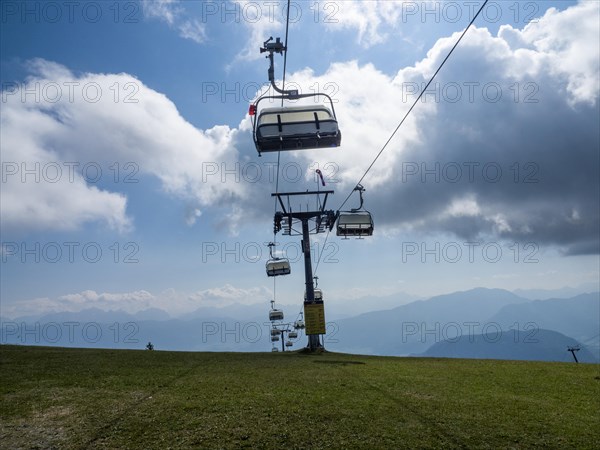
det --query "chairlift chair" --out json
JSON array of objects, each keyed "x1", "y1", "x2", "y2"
[
  {"x1": 249, "y1": 37, "x2": 341, "y2": 156},
  {"x1": 336, "y1": 211, "x2": 374, "y2": 237},
  {"x1": 269, "y1": 309, "x2": 284, "y2": 321},
  {"x1": 288, "y1": 330, "x2": 298, "y2": 339},
  {"x1": 271, "y1": 329, "x2": 280, "y2": 336},
  {"x1": 265, "y1": 258, "x2": 291, "y2": 276},
  {"x1": 271, "y1": 347, "x2": 279, "y2": 352},
  {"x1": 337, "y1": 184, "x2": 374, "y2": 238},
  {"x1": 271, "y1": 335, "x2": 280, "y2": 342},
  {"x1": 294, "y1": 320, "x2": 305, "y2": 330},
  {"x1": 304, "y1": 288, "x2": 323, "y2": 302},
  {"x1": 285, "y1": 341, "x2": 293, "y2": 348},
  {"x1": 265, "y1": 241, "x2": 291, "y2": 277},
  {"x1": 250, "y1": 100, "x2": 341, "y2": 155}
]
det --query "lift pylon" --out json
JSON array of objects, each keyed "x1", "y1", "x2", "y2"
[{"x1": 272, "y1": 190, "x2": 335, "y2": 351}]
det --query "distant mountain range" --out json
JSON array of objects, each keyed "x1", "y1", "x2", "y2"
[
  {"x1": 325, "y1": 289, "x2": 598, "y2": 362},
  {"x1": 418, "y1": 329, "x2": 597, "y2": 363},
  {"x1": 6, "y1": 307, "x2": 172, "y2": 324},
  {"x1": 488, "y1": 293, "x2": 599, "y2": 349},
  {"x1": 512, "y1": 282, "x2": 599, "y2": 300},
  {"x1": 1, "y1": 287, "x2": 598, "y2": 363},
  {"x1": 326, "y1": 288, "x2": 531, "y2": 355}
]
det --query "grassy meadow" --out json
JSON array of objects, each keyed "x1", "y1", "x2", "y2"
[{"x1": 1, "y1": 345, "x2": 598, "y2": 449}]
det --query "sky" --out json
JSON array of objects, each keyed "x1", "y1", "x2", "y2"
[{"x1": 1, "y1": 0, "x2": 599, "y2": 319}]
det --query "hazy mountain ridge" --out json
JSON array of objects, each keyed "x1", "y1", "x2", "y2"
[
  {"x1": 512, "y1": 283, "x2": 599, "y2": 300},
  {"x1": 6, "y1": 304, "x2": 267, "y2": 324},
  {"x1": 326, "y1": 288, "x2": 531, "y2": 356},
  {"x1": 418, "y1": 329, "x2": 598, "y2": 363},
  {"x1": 7, "y1": 307, "x2": 171, "y2": 324},
  {"x1": 326, "y1": 289, "x2": 599, "y2": 359},
  {"x1": 0, "y1": 316, "x2": 274, "y2": 352},
  {"x1": 488, "y1": 293, "x2": 599, "y2": 343},
  {"x1": 2, "y1": 288, "x2": 598, "y2": 362}
]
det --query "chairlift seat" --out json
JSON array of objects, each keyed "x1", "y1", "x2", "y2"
[
  {"x1": 255, "y1": 105, "x2": 341, "y2": 153},
  {"x1": 269, "y1": 309, "x2": 284, "y2": 321},
  {"x1": 271, "y1": 329, "x2": 280, "y2": 336},
  {"x1": 288, "y1": 331, "x2": 298, "y2": 339},
  {"x1": 285, "y1": 341, "x2": 293, "y2": 347},
  {"x1": 304, "y1": 288, "x2": 323, "y2": 302},
  {"x1": 294, "y1": 320, "x2": 305, "y2": 329},
  {"x1": 337, "y1": 211, "x2": 374, "y2": 237},
  {"x1": 271, "y1": 335, "x2": 280, "y2": 342},
  {"x1": 266, "y1": 258, "x2": 291, "y2": 277}
]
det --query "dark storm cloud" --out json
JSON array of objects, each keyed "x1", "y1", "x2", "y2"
[{"x1": 363, "y1": 4, "x2": 599, "y2": 255}]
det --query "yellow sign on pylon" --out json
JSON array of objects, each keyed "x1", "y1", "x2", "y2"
[{"x1": 304, "y1": 301, "x2": 326, "y2": 335}]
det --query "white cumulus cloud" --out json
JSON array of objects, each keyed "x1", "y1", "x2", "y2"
[
  {"x1": 1, "y1": 284, "x2": 273, "y2": 318},
  {"x1": 141, "y1": 0, "x2": 208, "y2": 43},
  {"x1": 1, "y1": 58, "x2": 245, "y2": 235}
]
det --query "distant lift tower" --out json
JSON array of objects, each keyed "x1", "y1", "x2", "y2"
[
  {"x1": 272, "y1": 190, "x2": 336, "y2": 351},
  {"x1": 567, "y1": 346, "x2": 580, "y2": 363}
]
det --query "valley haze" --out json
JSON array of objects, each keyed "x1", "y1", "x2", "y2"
[{"x1": 2, "y1": 286, "x2": 598, "y2": 364}]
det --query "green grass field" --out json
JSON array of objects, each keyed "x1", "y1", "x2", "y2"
[{"x1": 1, "y1": 345, "x2": 598, "y2": 449}]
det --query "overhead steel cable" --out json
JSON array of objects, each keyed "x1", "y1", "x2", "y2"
[
  {"x1": 271, "y1": 0, "x2": 292, "y2": 304},
  {"x1": 272, "y1": 0, "x2": 291, "y2": 210},
  {"x1": 336, "y1": 0, "x2": 490, "y2": 213},
  {"x1": 281, "y1": 0, "x2": 291, "y2": 104},
  {"x1": 313, "y1": 0, "x2": 490, "y2": 277}
]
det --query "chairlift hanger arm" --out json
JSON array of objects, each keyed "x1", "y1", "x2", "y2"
[
  {"x1": 351, "y1": 184, "x2": 365, "y2": 212},
  {"x1": 260, "y1": 37, "x2": 298, "y2": 97},
  {"x1": 268, "y1": 242, "x2": 275, "y2": 259}
]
